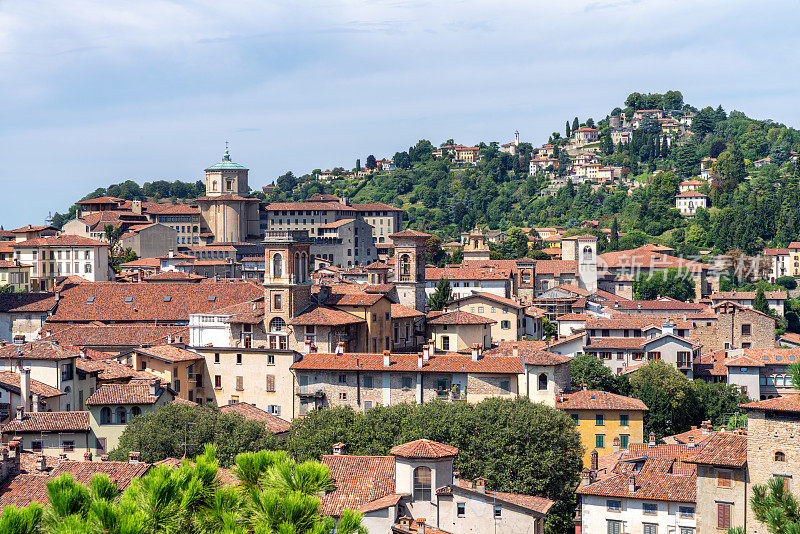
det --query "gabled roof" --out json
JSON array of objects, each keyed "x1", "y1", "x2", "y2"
[
  {"x1": 556, "y1": 390, "x2": 648, "y2": 411},
  {"x1": 482, "y1": 341, "x2": 572, "y2": 365},
  {"x1": 441, "y1": 478, "x2": 555, "y2": 515},
  {"x1": 449, "y1": 291, "x2": 523, "y2": 309},
  {"x1": 389, "y1": 229, "x2": 432, "y2": 239},
  {"x1": 12, "y1": 235, "x2": 109, "y2": 248},
  {"x1": 86, "y1": 382, "x2": 163, "y2": 405},
  {"x1": 425, "y1": 266, "x2": 512, "y2": 281},
  {"x1": 3, "y1": 411, "x2": 91, "y2": 433},
  {"x1": 39, "y1": 324, "x2": 188, "y2": 348},
  {"x1": 742, "y1": 394, "x2": 800, "y2": 413},
  {"x1": 391, "y1": 303, "x2": 425, "y2": 319},
  {"x1": 390, "y1": 439, "x2": 458, "y2": 459},
  {"x1": 219, "y1": 402, "x2": 292, "y2": 433},
  {"x1": 130, "y1": 345, "x2": 204, "y2": 363},
  {"x1": 0, "y1": 371, "x2": 63, "y2": 398},
  {"x1": 0, "y1": 342, "x2": 79, "y2": 361},
  {"x1": 426, "y1": 310, "x2": 495, "y2": 325},
  {"x1": 288, "y1": 304, "x2": 366, "y2": 326},
  {"x1": 685, "y1": 432, "x2": 747, "y2": 468},
  {"x1": 0, "y1": 293, "x2": 57, "y2": 313},
  {"x1": 291, "y1": 351, "x2": 525, "y2": 374},
  {"x1": 320, "y1": 454, "x2": 395, "y2": 516}
]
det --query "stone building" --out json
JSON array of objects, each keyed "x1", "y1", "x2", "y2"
[
  {"x1": 195, "y1": 149, "x2": 261, "y2": 243},
  {"x1": 391, "y1": 229, "x2": 430, "y2": 311}
]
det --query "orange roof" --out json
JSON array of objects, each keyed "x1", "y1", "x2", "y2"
[
  {"x1": 426, "y1": 310, "x2": 495, "y2": 325},
  {"x1": 12, "y1": 235, "x2": 109, "y2": 248},
  {"x1": 390, "y1": 303, "x2": 425, "y2": 319},
  {"x1": 288, "y1": 304, "x2": 366, "y2": 326},
  {"x1": 556, "y1": 390, "x2": 648, "y2": 411},
  {"x1": 219, "y1": 402, "x2": 292, "y2": 433},
  {"x1": 131, "y1": 344, "x2": 203, "y2": 363},
  {"x1": 320, "y1": 454, "x2": 395, "y2": 516},
  {"x1": 390, "y1": 439, "x2": 458, "y2": 459},
  {"x1": 2, "y1": 411, "x2": 90, "y2": 433},
  {"x1": 85, "y1": 382, "x2": 165, "y2": 405},
  {"x1": 292, "y1": 351, "x2": 525, "y2": 374},
  {"x1": 742, "y1": 395, "x2": 800, "y2": 412}
]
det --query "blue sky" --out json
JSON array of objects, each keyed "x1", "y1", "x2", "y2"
[{"x1": 1, "y1": 0, "x2": 799, "y2": 228}]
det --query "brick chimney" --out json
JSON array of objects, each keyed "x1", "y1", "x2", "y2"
[
  {"x1": 471, "y1": 343, "x2": 480, "y2": 362},
  {"x1": 383, "y1": 350, "x2": 391, "y2": 367},
  {"x1": 417, "y1": 353, "x2": 424, "y2": 369},
  {"x1": 628, "y1": 475, "x2": 636, "y2": 493},
  {"x1": 422, "y1": 345, "x2": 430, "y2": 362},
  {"x1": 335, "y1": 342, "x2": 345, "y2": 355},
  {"x1": 332, "y1": 442, "x2": 345, "y2": 455},
  {"x1": 416, "y1": 518, "x2": 426, "y2": 534},
  {"x1": 128, "y1": 451, "x2": 141, "y2": 463},
  {"x1": 84, "y1": 451, "x2": 93, "y2": 462},
  {"x1": 475, "y1": 477, "x2": 487, "y2": 494},
  {"x1": 36, "y1": 455, "x2": 46, "y2": 472},
  {"x1": 648, "y1": 432, "x2": 656, "y2": 446},
  {"x1": 590, "y1": 449, "x2": 599, "y2": 471},
  {"x1": 687, "y1": 436, "x2": 696, "y2": 448},
  {"x1": 613, "y1": 436, "x2": 621, "y2": 452}
]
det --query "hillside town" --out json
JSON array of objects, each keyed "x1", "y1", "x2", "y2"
[{"x1": 1, "y1": 98, "x2": 800, "y2": 533}]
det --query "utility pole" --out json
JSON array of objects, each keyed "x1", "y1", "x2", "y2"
[{"x1": 179, "y1": 421, "x2": 196, "y2": 459}]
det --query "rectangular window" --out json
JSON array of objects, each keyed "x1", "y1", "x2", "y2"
[
  {"x1": 274, "y1": 293, "x2": 282, "y2": 310},
  {"x1": 717, "y1": 470, "x2": 732, "y2": 487},
  {"x1": 596, "y1": 414, "x2": 604, "y2": 426},
  {"x1": 32, "y1": 441, "x2": 42, "y2": 452},
  {"x1": 717, "y1": 502, "x2": 732, "y2": 529},
  {"x1": 236, "y1": 354, "x2": 242, "y2": 365},
  {"x1": 493, "y1": 506, "x2": 501, "y2": 518},
  {"x1": 741, "y1": 324, "x2": 751, "y2": 336},
  {"x1": 267, "y1": 354, "x2": 275, "y2": 365},
  {"x1": 62, "y1": 440, "x2": 74, "y2": 452},
  {"x1": 619, "y1": 414, "x2": 629, "y2": 426},
  {"x1": 174, "y1": 380, "x2": 181, "y2": 393},
  {"x1": 442, "y1": 336, "x2": 450, "y2": 351},
  {"x1": 643, "y1": 503, "x2": 657, "y2": 515},
  {"x1": 339, "y1": 374, "x2": 347, "y2": 384},
  {"x1": 266, "y1": 374, "x2": 275, "y2": 392},
  {"x1": 402, "y1": 377, "x2": 413, "y2": 390},
  {"x1": 61, "y1": 363, "x2": 73, "y2": 381},
  {"x1": 680, "y1": 528, "x2": 694, "y2": 534},
  {"x1": 679, "y1": 506, "x2": 695, "y2": 519},
  {"x1": 643, "y1": 524, "x2": 657, "y2": 534},
  {"x1": 607, "y1": 520, "x2": 621, "y2": 534},
  {"x1": 215, "y1": 375, "x2": 222, "y2": 388},
  {"x1": 363, "y1": 375, "x2": 374, "y2": 389},
  {"x1": 457, "y1": 502, "x2": 465, "y2": 517},
  {"x1": 606, "y1": 500, "x2": 621, "y2": 512},
  {"x1": 620, "y1": 434, "x2": 629, "y2": 448},
  {"x1": 500, "y1": 380, "x2": 510, "y2": 392},
  {"x1": 339, "y1": 392, "x2": 347, "y2": 400},
  {"x1": 235, "y1": 376, "x2": 243, "y2": 391},
  {"x1": 214, "y1": 353, "x2": 220, "y2": 364},
  {"x1": 595, "y1": 434, "x2": 605, "y2": 448}
]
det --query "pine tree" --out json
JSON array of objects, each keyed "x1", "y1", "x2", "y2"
[
  {"x1": 609, "y1": 218, "x2": 620, "y2": 251},
  {"x1": 427, "y1": 277, "x2": 452, "y2": 311}
]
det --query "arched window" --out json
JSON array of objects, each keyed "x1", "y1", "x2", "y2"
[
  {"x1": 538, "y1": 373, "x2": 548, "y2": 391},
  {"x1": 269, "y1": 317, "x2": 286, "y2": 333},
  {"x1": 212, "y1": 181, "x2": 217, "y2": 191},
  {"x1": 776, "y1": 451, "x2": 786, "y2": 462},
  {"x1": 273, "y1": 253, "x2": 283, "y2": 278},
  {"x1": 399, "y1": 254, "x2": 411, "y2": 282},
  {"x1": 100, "y1": 407, "x2": 111, "y2": 424},
  {"x1": 413, "y1": 466, "x2": 432, "y2": 501},
  {"x1": 116, "y1": 407, "x2": 127, "y2": 425},
  {"x1": 131, "y1": 406, "x2": 141, "y2": 417},
  {"x1": 294, "y1": 253, "x2": 301, "y2": 283},
  {"x1": 582, "y1": 246, "x2": 593, "y2": 262},
  {"x1": 301, "y1": 253, "x2": 307, "y2": 282}
]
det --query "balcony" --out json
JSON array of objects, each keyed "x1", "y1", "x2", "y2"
[{"x1": 297, "y1": 386, "x2": 326, "y2": 398}]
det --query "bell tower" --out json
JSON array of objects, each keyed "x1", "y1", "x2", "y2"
[
  {"x1": 263, "y1": 231, "x2": 313, "y2": 345},
  {"x1": 390, "y1": 229, "x2": 431, "y2": 311}
]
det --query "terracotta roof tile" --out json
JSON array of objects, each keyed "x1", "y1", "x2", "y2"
[
  {"x1": 0, "y1": 371, "x2": 64, "y2": 398},
  {"x1": 533, "y1": 260, "x2": 577, "y2": 276},
  {"x1": 320, "y1": 455, "x2": 395, "y2": 516},
  {"x1": 75, "y1": 358, "x2": 157, "y2": 381},
  {"x1": 357, "y1": 493, "x2": 403, "y2": 513},
  {"x1": 556, "y1": 390, "x2": 648, "y2": 411},
  {"x1": 288, "y1": 304, "x2": 366, "y2": 326},
  {"x1": 85, "y1": 383, "x2": 163, "y2": 405},
  {"x1": 390, "y1": 439, "x2": 458, "y2": 459},
  {"x1": 292, "y1": 351, "x2": 525, "y2": 374},
  {"x1": 3, "y1": 411, "x2": 90, "y2": 433},
  {"x1": 451, "y1": 291, "x2": 523, "y2": 309},
  {"x1": 482, "y1": 341, "x2": 572, "y2": 365},
  {"x1": 686, "y1": 432, "x2": 747, "y2": 467},
  {"x1": 39, "y1": 324, "x2": 188, "y2": 347},
  {"x1": 219, "y1": 402, "x2": 292, "y2": 433},
  {"x1": 12, "y1": 235, "x2": 109, "y2": 248},
  {"x1": 425, "y1": 310, "x2": 495, "y2": 325},
  {"x1": 425, "y1": 266, "x2": 511, "y2": 281},
  {"x1": 132, "y1": 345, "x2": 204, "y2": 363},
  {"x1": 0, "y1": 293, "x2": 57, "y2": 313},
  {"x1": 0, "y1": 342, "x2": 79, "y2": 361},
  {"x1": 742, "y1": 394, "x2": 800, "y2": 413},
  {"x1": 390, "y1": 303, "x2": 425, "y2": 319}
]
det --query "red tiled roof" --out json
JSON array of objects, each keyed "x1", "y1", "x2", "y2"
[
  {"x1": 685, "y1": 432, "x2": 747, "y2": 467},
  {"x1": 0, "y1": 342, "x2": 79, "y2": 361},
  {"x1": 292, "y1": 351, "x2": 525, "y2": 374},
  {"x1": 0, "y1": 293, "x2": 57, "y2": 313},
  {"x1": 663, "y1": 427, "x2": 716, "y2": 446},
  {"x1": 85, "y1": 383, "x2": 163, "y2": 405},
  {"x1": 585, "y1": 337, "x2": 646, "y2": 349},
  {"x1": 145, "y1": 271, "x2": 205, "y2": 281},
  {"x1": 425, "y1": 266, "x2": 511, "y2": 281},
  {"x1": 358, "y1": 493, "x2": 403, "y2": 513},
  {"x1": 426, "y1": 310, "x2": 495, "y2": 325},
  {"x1": 47, "y1": 281, "x2": 263, "y2": 323},
  {"x1": 451, "y1": 291, "x2": 523, "y2": 309},
  {"x1": 389, "y1": 229, "x2": 432, "y2": 239},
  {"x1": 585, "y1": 314, "x2": 694, "y2": 330},
  {"x1": 612, "y1": 299, "x2": 707, "y2": 312},
  {"x1": 289, "y1": 304, "x2": 366, "y2": 326},
  {"x1": 390, "y1": 439, "x2": 458, "y2": 459},
  {"x1": 556, "y1": 390, "x2": 648, "y2": 411},
  {"x1": 12, "y1": 235, "x2": 109, "y2": 248},
  {"x1": 556, "y1": 313, "x2": 589, "y2": 321},
  {"x1": 210, "y1": 300, "x2": 265, "y2": 324},
  {"x1": 599, "y1": 247, "x2": 716, "y2": 272},
  {"x1": 533, "y1": 260, "x2": 577, "y2": 276},
  {"x1": 219, "y1": 402, "x2": 292, "y2": 433},
  {"x1": 39, "y1": 324, "x2": 188, "y2": 347},
  {"x1": 741, "y1": 394, "x2": 800, "y2": 413},
  {"x1": 319, "y1": 218, "x2": 357, "y2": 229},
  {"x1": 391, "y1": 303, "x2": 425, "y2": 319},
  {"x1": 120, "y1": 258, "x2": 161, "y2": 268},
  {"x1": 132, "y1": 344, "x2": 203, "y2": 363},
  {"x1": 3, "y1": 411, "x2": 90, "y2": 433},
  {"x1": 75, "y1": 358, "x2": 157, "y2": 381},
  {"x1": 0, "y1": 371, "x2": 63, "y2": 398},
  {"x1": 711, "y1": 291, "x2": 787, "y2": 300},
  {"x1": 77, "y1": 196, "x2": 124, "y2": 205},
  {"x1": 320, "y1": 455, "x2": 395, "y2": 516},
  {"x1": 194, "y1": 194, "x2": 258, "y2": 202},
  {"x1": 675, "y1": 191, "x2": 707, "y2": 198},
  {"x1": 482, "y1": 341, "x2": 572, "y2": 365}
]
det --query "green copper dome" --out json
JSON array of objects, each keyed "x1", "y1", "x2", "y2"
[{"x1": 206, "y1": 148, "x2": 248, "y2": 171}]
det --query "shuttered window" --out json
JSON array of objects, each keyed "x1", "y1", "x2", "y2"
[
  {"x1": 717, "y1": 503, "x2": 731, "y2": 529},
  {"x1": 607, "y1": 520, "x2": 621, "y2": 534},
  {"x1": 266, "y1": 374, "x2": 276, "y2": 392},
  {"x1": 236, "y1": 376, "x2": 244, "y2": 391}
]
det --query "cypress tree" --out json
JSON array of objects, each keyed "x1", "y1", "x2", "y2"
[
  {"x1": 566, "y1": 121, "x2": 571, "y2": 138},
  {"x1": 609, "y1": 218, "x2": 620, "y2": 251},
  {"x1": 572, "y1": 117, "x2": 579, "y2": 133}
]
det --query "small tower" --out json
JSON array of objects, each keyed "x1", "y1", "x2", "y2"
[
  {"x1": 463, "y1": 227, "x2": 491, "y2": 261},
  {"x1": 562, "y1": 234, "x2": 597, "y2": 293},
  {"x1": 263, "y1": 230, "x2": 313, "y2": 348},
  {"x1": 366, "y1": 261, "x2": 390, "y2": 285},
  {"x1": 514, "y1": 130, "x2": 520, "y2": 147},
  {"x1": 390, "y1": 229, "x2": 431, "y2": 311}
]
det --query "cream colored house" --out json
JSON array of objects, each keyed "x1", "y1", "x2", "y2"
[
  {"x1": 445, "y1": 292, "x2": 524, "y2": 342},
  {"x1": 2, "y1": 411, "x2": 94, "y2": 460},
  {"x1": 426, "y1": 311, "x2": 494, "y2": 352},
  {"x1": 0, "y1": 260, "x2": 32, "y2": 292},
  {"x1": 12, "y1": 235, "x2": 110, "y2": 291},
  {"x1": 117, "y1": 345, "x2": 205, "y2": 404},
  {"x1": 675, "y1": 191, "x2": 708, "y2": 216}
]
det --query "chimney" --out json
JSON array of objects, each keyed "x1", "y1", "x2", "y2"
[
  {"x1": 453, "y1": 471, "x2": 460, "y2": 485},
  {"x1": 580, "y1": 468, "x2": 594, "y2": 486},
  {"x1": 15, "y1": 406, "x2": 23, "y2": 421},
  {"x1": 36, "y1": 455, "x2": 46, "y2": 472},
  {"x1": 149, "y1": 381, "x2": 158, "y2": 397},
  {"x1": 417, "y1": 518, "x2": 426, "y2": 534},
  {"x1": 720, "y1": 425, "x2": 727, "y2": 433},
  {"x1": 309, "y1": 344, "x2": 318, "y2": 354},
  {"x1": 422, "y1": 345, "x2": 430, "y2": 361},
  {"x1": 661, "y1": 320, "x2": 675, "y2": 335},
  {"x1": 613, "y1": 436, "x2": 621, "y2": 452},
  {"x1": 304, "y1": 340, "x2": 312, "y2": 354},
  {"x1": 383, "y1": 350, "x2": 391, "y2": 367},
  {"x1": 128, "y1": 451, "x2": 141, "y2": 463},
  {"x1": 475, "y1": 477, "x2": 486, "y2": 493},
  {"x1": 428, "y1": 339, "x2": 435, "y2": 357},
  {"x1": 417, "y1": 353, "x2": 424, "y2": 369},
  {"x1": 335, "y1": 342, "x2": 345, "y2": 355},
  {"x1": 101, "y1": 455, "x2": 109, "y2": 462},
  {"x1": 628, "y1": 475, "x2": 636, "y2": 493},
  {"x1": 84, "y1": 451, "x2": 93, "y2": 462},
  {"x1": 19, "y1": 367, "x2": 30, "y2": 414},
  {"x1": 32, "y1": 394, "x2": 40, "y2": 413},
  {"x1": 687, "y1": 436, "x2": 695, "y2": 448},
  {"x1": 58, "y1": 453, "x2": 67, "y2": 466},
  {"x1": 399, "y1": 516, "x2": 411, "y2": 528},
  {"x1": 590, "y1": 449, "x2": 599, "y2": 471},
  {"x1": 168, "y1": 249, "x2": 174, "y2": 258},
  {"x1": 471, "y1": 343, "x2": 480, "y2": 362},
  {"x1": 701, "y1": 420, "x2": 712, "y2": 433},
  {"x1": 648, "y1": 432, "x2": 656, "y2": 446},
  {"x1": 332, "y1": 442, "x2": 345, "y2": 455}
]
